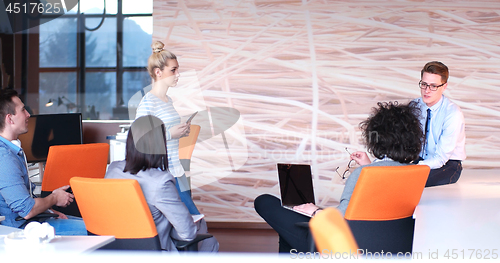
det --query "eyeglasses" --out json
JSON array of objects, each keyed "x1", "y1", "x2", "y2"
[
  {"x1": 419, "y1": 80, "x2": 446, "y2": 91},
  {"x1": 335, "y1": 159, "x2": 356, "y2": 179},
  {"x1": 335, "y1": 148, "x2": 356, "y2": 179}
]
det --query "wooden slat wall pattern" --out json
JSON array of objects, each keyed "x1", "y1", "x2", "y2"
[{"x1": 150, "y1": 0, "x2": 500, "y2": 222}]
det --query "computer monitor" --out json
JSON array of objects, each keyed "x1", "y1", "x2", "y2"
[{"x1": 18, "y1": 113, "x2": 83, "y2": 163}]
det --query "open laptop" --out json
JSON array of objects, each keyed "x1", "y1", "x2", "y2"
[{"x1": 277, "y1": 163, "x2": 316, "y2": 217}]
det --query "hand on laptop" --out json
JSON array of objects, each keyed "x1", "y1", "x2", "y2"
[{"x1": 293, "y1": 203, "x2": 319, "y2": 216}]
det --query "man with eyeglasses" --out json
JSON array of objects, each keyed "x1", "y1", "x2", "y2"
[{"x1": 413, "y1": 61, "x2": 466, "y2": 187}]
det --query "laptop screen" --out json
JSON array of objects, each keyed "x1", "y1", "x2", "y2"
[
  {"x1": 277, "y1": 163, "x2": 315, "y2": 207},
  {"x1": 18, "y1": 113, "x2": 83, "y2": 163}
]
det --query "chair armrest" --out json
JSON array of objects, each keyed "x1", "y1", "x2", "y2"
[
  {"x1": 15, "y1": 212, "x2": 59, "y2": 229},
  {"x1": 174, "y1": 233, "x2": 213, "y2": 251}
]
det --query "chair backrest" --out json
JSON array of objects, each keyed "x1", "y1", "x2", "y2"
[
  {"x1": 41, "y1": 143, "x2": 109, "y2": 192},
  {"x1": 179, "y1": 124, "x2": 200, "y2": 172},
  {"x1": 70, "y1": 177, "x2": 158, "y2": 239},
  {"x1": 344, "y1": 165, "x2": 430, "y2": 221},
  {"x1": 179, "y1": 124, "x2": 200, "y2": 160},
  {"x1": 309, "y1": 207, "x2": 358, "y2": 254}
]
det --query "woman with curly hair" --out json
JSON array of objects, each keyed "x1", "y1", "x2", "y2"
[{"x1": 254, "y1": 101, "x2": 424, "y2": 253}]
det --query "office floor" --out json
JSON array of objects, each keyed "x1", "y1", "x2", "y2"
[{"x1": 207, "y1": 222, "x2": 278, "y2": 253}]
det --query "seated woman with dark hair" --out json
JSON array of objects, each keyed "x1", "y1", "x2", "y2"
[
  {"x1": 254, "y1": 101, "x2": 423, "y2": 253},
  {"x1": 105, "y1": 115, "x2": 218, "y2": 252}
]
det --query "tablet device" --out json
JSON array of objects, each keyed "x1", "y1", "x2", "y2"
[{"x1": 186, "y1": 111, "x2": 198, "y2": 123}]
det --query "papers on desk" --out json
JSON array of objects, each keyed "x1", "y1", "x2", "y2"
[
  {"x1": 192, "y1": 214, "x2": 204, "y2": 223},
  {"x1": 3, "y1": 222, "x2": 56, "y2": 246},
  {"x1": 1, "y1": 224, "x2": 115, "y2": 253}
]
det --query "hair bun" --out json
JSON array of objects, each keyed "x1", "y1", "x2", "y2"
[{"x1": 151, "y1": 41, "x2": 165, "y2": 53}]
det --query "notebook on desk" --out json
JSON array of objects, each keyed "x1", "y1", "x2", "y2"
[{"x1": 277, "y1": 163, "x2": 316, "y2": 217}]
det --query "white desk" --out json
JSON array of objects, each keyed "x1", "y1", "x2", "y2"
[
  {"x1": 0, "y1": 225, "x2": 17, "y2": 235},
  {"x1": 413, "y1": 170, "x2": 500, "y2": 259},
  {"x1": 0, "y1": 225, "x2": 114, "y2": 254}
]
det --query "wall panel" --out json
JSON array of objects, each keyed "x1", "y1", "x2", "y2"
[{"x1": 151, "y1": 0, "x2": 500, "y2": 221}]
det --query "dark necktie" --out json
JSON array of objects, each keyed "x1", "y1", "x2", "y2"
[{"x1": 423, "y1": 108, "x2": 431, "y2": 158}]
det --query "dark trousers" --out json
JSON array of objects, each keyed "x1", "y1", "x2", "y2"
[
  {"x1": 425, "y1": 160, "x2": 462, "y2": 187},
  {"x1": 254, "y1": 194, "x2": 311, "y2": 253}
]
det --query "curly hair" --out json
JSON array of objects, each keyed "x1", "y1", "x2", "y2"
[{"x1": 360, "y1": 101, "x2": 423, "y2": 163}]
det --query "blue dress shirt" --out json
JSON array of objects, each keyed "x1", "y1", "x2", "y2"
[
  {"x1": 0, "y1": 136, "x2": 36, "y2": 227},
  {"x1": 413, "y1": 96, "x2": 466, "y2": 169}
]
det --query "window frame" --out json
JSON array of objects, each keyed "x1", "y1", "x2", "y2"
[{"x1": 33, "y1": 1, "x2": 152, "y2": 120}]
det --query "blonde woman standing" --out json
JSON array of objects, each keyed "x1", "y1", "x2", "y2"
[{"x1": 136, "y1": 41, "x2": 199, "y2": 215}]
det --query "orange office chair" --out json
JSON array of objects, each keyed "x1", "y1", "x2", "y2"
[
  {"x1": 179, "y1": 124, "x2": 201, "y2": 196},
  {"x1": 179, "y1": 124, "x2": 201, "y2": 172},
  {"x1": 40, "y1": 143, "x2": 109, "y2": 217},
  {"x1": 70, "y1": 177, "x2": 212, "y2": 251},
  {"x1": 344, "y1": 165, "x2": 430, "y2": 254},
  {"x1": 309, "y1": 207, "x2": 358, "y2": 254}
]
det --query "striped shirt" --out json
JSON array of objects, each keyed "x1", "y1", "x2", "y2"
[{"x1": 136, "y1": 92, "x2": 184, "y2": 177}]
